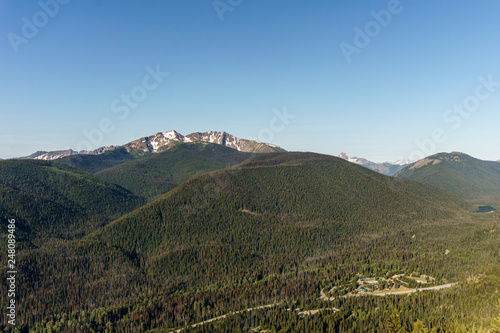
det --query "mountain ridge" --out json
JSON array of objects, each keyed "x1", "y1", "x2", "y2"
[
  {"x1": 396, "y1": 152, "x2": 500, "y2": 201},
  {"x1": 123, "y1": 130, "x2": 284, "y2": 156},
  {"x1": 95, "y1": 142, "x2": 254, "y2": 201},
  {"x1": 15, "y1": 130, "x2": 285, "y2": 161}
]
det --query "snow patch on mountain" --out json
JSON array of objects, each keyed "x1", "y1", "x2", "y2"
[
  {"x1": 338, "y1": 152, "x2": 412, "y2": 176},
  {"x1": 17, "y1": 130, "x2": 284, "y2": 161}
]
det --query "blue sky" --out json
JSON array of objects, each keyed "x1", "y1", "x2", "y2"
[{"x1": 1, "y1": 0, "x2": 499, "y2": 162}]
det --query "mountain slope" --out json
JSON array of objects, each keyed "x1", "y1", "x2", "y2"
[
  {"x1": 95, "y1": 143, "x2": 254, "y2": 200},
  {"x1": 57, "y1": 146, "x2": 136, "y2": 173},
  {"x1": 123, "y1": 130, "x2": 284, "y2": 156},
  {"x1": 395, "y1": 152, "x2": 500, "y2": 200},
  {"x1": 0, "y1": 159, "x2": 144, "y2": 240},
  {"x1": 93, "y1": 152, "x2": 467, "y2": 283}
]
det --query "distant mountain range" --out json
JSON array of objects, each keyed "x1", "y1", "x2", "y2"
[
  {"x1": 338, "y1": 152, "x2": 411, "y2": 176},
  {"x1": 22, "y1": 146, "x2": 118, "y2": 161},
  {"x1": 17, "y1": 130, "x2": 285, "y2": 161}
]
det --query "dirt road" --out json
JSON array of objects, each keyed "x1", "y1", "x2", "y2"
[
  {"x1": 319, "y1": 289, "x2": 335, "y2": 301},
  {"x1": 371, "y1": 283, "x2": 458, "y2": 296},
  {"x1": 171, "y1": 303, "x2": 278, "y2": 333},
  {"x1": 319, "y1": 282, "x2": 458, "y2": 300},
  {"x1": 171, "y1": 283, "x2": 458, "y2": 332}
]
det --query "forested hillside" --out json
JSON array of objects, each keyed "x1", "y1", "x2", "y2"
[
  {"x1": 396, "y1": 152, "x2": 500, "y2": 201},
  {"x1": 58, "y1": 147, "x2": 136, "y2": 174},
  {"x1": 0, "y1": 159, "x2": 144, "y2": 240},
  {"x1": 0, "y1": 152, "x2": 498, "y2": 332},
  {"x1": 96, "y1": 152, "x2": 468, "y2": 262},
  {"x1": 95, "y1": 143, "x2": 253, "y2": 201}
]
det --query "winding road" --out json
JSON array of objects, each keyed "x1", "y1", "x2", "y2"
[
  {"x1": 168, "y1": 283, "x2": 459, "y2": 332},
  {"x1": 171, "y1": 303, "x2": 279, "y2": 333},
  {"x1": 319, "y1": 282, "x2": 458, "y2": 300},
  {"x1": 371, "y1": 283, "x2": 458, "y2": 296}
]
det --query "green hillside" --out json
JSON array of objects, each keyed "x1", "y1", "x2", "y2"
[
  {"x1": 95, "y1": 152, "x2": 467, "y2": 276},
  {"x1": 396, "y1": 152, "x2": 500, "y2": 201},
  {"x1": 0, "y1": 159, "x2": 144, "y2": 240},
  {"x1": 95, "y1": 142, "x2": 254, "y2": 201},
  {"x1": 58, "y1": 147, "x2": 137, "y2": 173}
]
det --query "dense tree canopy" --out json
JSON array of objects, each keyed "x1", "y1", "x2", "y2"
[{"x1": 0, "y1": 150, "x2": 498, "y2": 332}]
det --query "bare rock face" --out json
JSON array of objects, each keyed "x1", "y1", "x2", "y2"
[{"x1": 123, "y1": 130, "x2": 285, "y2": 155}]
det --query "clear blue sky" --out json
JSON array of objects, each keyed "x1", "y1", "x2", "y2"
[{"x1": 1, "y1": 0, "x2": 499, "y2": 162}]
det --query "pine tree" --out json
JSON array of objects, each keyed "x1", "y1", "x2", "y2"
[
  {"x1": 387, "y1": 310, "x2": 407, "y2": 333},
  {"x1": 412, "y1": 320, "x2": 428, "y2": 333},
  {"x1": 492, "y1": 300, "x2": 500, "y2": 333}
]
